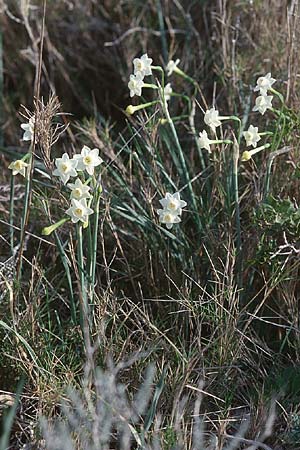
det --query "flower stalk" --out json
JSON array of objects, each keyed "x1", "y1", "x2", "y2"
[
  {"x1": 77, "y1": 223, "x2": 88, "y2": 329},
  {"x1": 17, "y1": 148, "x2": 33, "y2": 279},
  {"x1": 9, "y1": 174, "x2": 15, "y2": 254},
  {"x1": 162, "y1": 89, "x2": 202, "y2": 232},
  {"x1": 90, "y1": 180, "x2": 102, "y2": 301},
  {"x1": 233, "y1": 138, "x2": 242, "y2": 288}
]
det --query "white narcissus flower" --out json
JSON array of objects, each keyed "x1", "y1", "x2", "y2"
[
  {"x1": 53, "y1": 153, "x2": 78, "y2": 184},
  {"x1": 8, "y1": 159, "x2": 29, "y2": 177},
  {"x1": 198, "y1": 130, "x2": 212, "y2": 152},
  {"x1": 252, "y1": 95, "x2": 273, "y2": 115},
  {"x1": 166, "y1": 59, "x2": 180, "y2": 76},
  {"x1": 128, "y1": 72, "x2": 144, "y2": 97},
  {"x1": 74, "y1": 146, "x2": 103, "y2": 176},
  {"x1": 157, "y1": 209, "x2": 181, "y2": 229},
  {"x1": 21, "y1": 116, "x2": 35, "y2": 141},
  {"x1": 133, "y1": 54, "x2": 153, "y2": 77},
  {"x1": 159, "y1": 192, "x2": 187, "y2": 216},
  {"x1": 66, "y1": 198, "x2": 94, "y2": 224},
  {"x1": 67, "y1": 178, "x2": 92, "y2": 200},
  {"x1": 242, "y1": 125, "x2": 261, "y2": 148},
  {"x1": 254, "y1": 72, "x2": 276, "y2": 95},
  {"x1": 204, "y1": 107, "x2": 222, "y2": 133},
  {"x1": 164, "y1": 83, "x2": 173, "y2": 101}
]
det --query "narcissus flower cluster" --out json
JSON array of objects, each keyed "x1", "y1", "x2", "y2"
[
  {"x1": 198, "y1": 107, "x2": 231, "y2": 153},
  {"x1": 252, "y1": 73, "x2": 275, "y2": 115},
  {"x1": 128, "y1": 53, "x2": 153, "y2": 98},
  {"x1": 241, "y1": 72, "x2": 276, "y2": 161},
  {"x1": 53, "y1": 146, "x2": 103, "y2": 224},
  {"x1": 157, "y1": 192, "x2": 187, "y2": 229}
]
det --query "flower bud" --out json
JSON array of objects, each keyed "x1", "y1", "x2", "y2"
[
  {"x1": 126, "y1": 105, "x2": 136, "y2": 115},
  {"x1": 241, "y1": 151, "x2": 252, "y2": 162}
]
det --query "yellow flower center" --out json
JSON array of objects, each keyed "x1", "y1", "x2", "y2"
[
  {"x1": 75, "y1": 208, "x2": 83, "y2": 216},
  {"x1": 137, "y1": 61, "x2": 143, "y2": 70},
  {"x1": 61, "y1": 163, "x2": 69, "y2": 173},
  {"x1": 257, "y1": 97, "x2": 265, "y2": 105},
  {"x1": 164, "y1": 213, "x2": 172, "y2": 223},
  {"x1": 259, "y1": 78, "x2": 268, "y2": 86},
  {"x1": 73, "y1": 188, "x2": 82, "y2": 198},
  {"x1": 168, "y1": 200, "x2": 177, "y2": 210},
  {"x1": 83, "y1": 156, "x2": 92, "y2": 165},
  {"x1": 15, "y1": 160, "x2": 23, "y2": 170}
]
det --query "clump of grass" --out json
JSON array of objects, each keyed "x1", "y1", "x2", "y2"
[{"x1": 40, "y1": 358, "x2": 276, "y2": 450}]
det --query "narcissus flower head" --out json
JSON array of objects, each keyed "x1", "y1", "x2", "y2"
[
  {"x1": 21, "y1": 116, "x2": 35, "y2": 142},
  {"x1": 198, "y1": 130, "x2": 212, "y2": 152},
  {"x1": 252, "y1": 95, "x2": 273, "y2": 115},
  {"x1": 166, "y1": 59, "x2": 180, "y2": 76},
  {"x1": 8, "y1": 159, "x2": 29, "y2": 177},
  {"x1": 157, "y1": 209, "x2": 181, "y2": 229},
  {"x1": 67, "y1": 178, "x2": 92, "y2": 200},
  {"x1": 133, "y1": 54, "x2": 153, "y2": 77},
  {"x1": 53, "y1": 153, "x2": 78, "y2": 184},
  {"x1": 74, "y1": 146, "x2": 103, "y2": 176},
  {"x1": 66, "y1": 198, "x2": 94, "y2": 224},
  {"x1": 164, "y1": 83, "x2": 173, "y2": 101},
  {"x1": 242, "y1": 124, "x2": 261, "y2": 148},
  {"x1": 128, "y1": 72, "x2": 144, "y2": 97},
  {"x1": 204, "y1": 107, "x2": 221, "y2": 133},
  {"x1": 159, "y1": 192, "x2": 187, "y2": 216},
  {"x1": 254, "y1": 72, "x2": 276, "y2": 95}
]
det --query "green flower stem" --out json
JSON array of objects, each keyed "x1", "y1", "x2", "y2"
[
  {"x1": 173, "y1": 67, "x2": 196, "y2": 85},
  {"x1": 9, "y1": 175, "x2": 15, "y2": 254},
  {"x1": 171, "y1": 93, "x2": 191, "y2": 109},
  {"x1": 151, "y1": 65, "x2": 165, "y2": 92},
  {"x1": 21, "y1": 156, "x2": 31, "y2": 232},
  {"x1": 272, "y1": 109, "x2": 286, "y2": 152},
  {"x1": 162, "y1": 91, "x2": 202, "y2": 232},
  {"x1": 232, "y1": 140, "x2": 242, "y2": 288},
  {"x1": 270, "y1": 87, "x2": 284, "y2": 104},
  {"x1": 77, "y1": 223, "x2": 88, "y2": 329},
  {"x1": 17, "y1": 149, "x2": 33, "y2": 279},
  {"x1": 212, "y1": 139, "x2": 233, "y2": 145},
  {"x1": 143, "y1": 83, "x2": 159, "y2": 90},
  {"x1": 159, "y1": 115, "x2": 190, "y2": 124},
  {"x1": 90, "y1": 181, "x2": 101, "y2": 302},
  {"x1": 22, "y1": 153, "x2": 31, "y2": 162},
  {"x1": 265, "y1": 146, "x2": 291, "y2": 198},
  {"x1": 258, "y1": 131, "x2": 273, "y2": 137},
  {"x1": 226, "y1": 116, "x2": 242, "y2": 143},
  {"x1": 265, "y1": 101, "x2": 287, "y2": 197},
  {"x1": 189, "y1": 101, "x2": 206, "y2": 172}
]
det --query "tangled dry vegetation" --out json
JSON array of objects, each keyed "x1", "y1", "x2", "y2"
[{"x1": 1, "y1": 1, "x2": 300, "y2": 449}]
